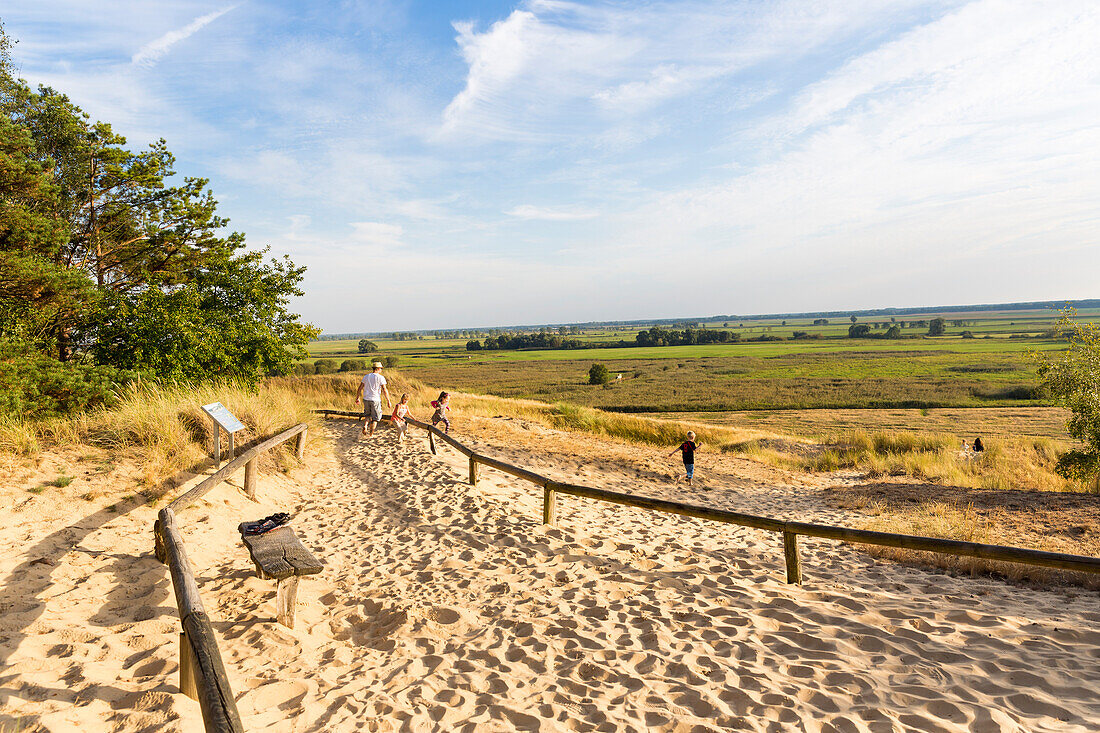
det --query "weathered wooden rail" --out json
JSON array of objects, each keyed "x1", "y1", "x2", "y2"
[
  {"x1": 153, "y1": 422, "x2": 309, "y2": 733},
  {"x1": 318, "y1": 408, "x2": 1100, "y2": 583}
]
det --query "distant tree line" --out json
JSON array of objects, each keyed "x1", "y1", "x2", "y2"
[
  {"x1": 295, "y1": 355, "x2": 398, "y2": 376},
  {"x1": 467, "y1": 332, "x2": 585, "y2": 351}
]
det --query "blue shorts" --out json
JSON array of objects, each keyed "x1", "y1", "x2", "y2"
[{"x1": 684, "y1": 463, "x2": 694, "y2": 478}]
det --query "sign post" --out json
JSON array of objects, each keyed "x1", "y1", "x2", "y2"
[{"x1": 201, "y1": 402, "x2": 247, "y2": 468}]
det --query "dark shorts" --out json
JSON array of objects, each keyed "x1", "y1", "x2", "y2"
[{"x1": 363, "y1": 399, "x2": 382, "y2": 422}]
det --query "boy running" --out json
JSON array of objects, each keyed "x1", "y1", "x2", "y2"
[{"x1": 669, "y1": 431, "x2": 701, "y2": 486}]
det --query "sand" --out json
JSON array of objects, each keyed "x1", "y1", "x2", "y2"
[{"x1": 2, "y1": 417, "x2": 1099, "y2": 732}]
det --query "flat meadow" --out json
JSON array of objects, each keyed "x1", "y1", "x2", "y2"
[{"x1": 305, "y1": 306, "x2": 1100, "y2": 504}]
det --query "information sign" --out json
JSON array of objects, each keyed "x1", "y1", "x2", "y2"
[{"x1": 201, "y1": 402, "x2": 246, "y2": 466}]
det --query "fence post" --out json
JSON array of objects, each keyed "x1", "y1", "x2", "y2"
[
  {"x1": 542, "y1": 483, "x2": 557, "y2": 525},
  {"x1": 469, "y1": 456, "x2": 479, "y2": 486},
  {"x1": 153, "y1": 519, "x2": 166, "y2": 563},
  {"x1": 428, "y1": 430, "x2": 437, "y2": 455},
  {"x1": 783, "y1": 530, "x2": 802, "y2": 585},
  {"x1": 179, "y1": 630, "x2": 199, "y2": 700},
  {"x1": 243, "y1": 458, "x2": 257, "y2": 500},
  {"x1": 295, "y1": 427, "x2": 307, "y2": 461}
]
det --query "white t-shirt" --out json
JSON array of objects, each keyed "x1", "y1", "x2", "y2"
[{"x1": 362, "y1": 372, "x2": 387, "y2": 401}]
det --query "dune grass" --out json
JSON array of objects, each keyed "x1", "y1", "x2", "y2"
[
  {"x1": 1, "y1": 379, "x2": 337, "y2": 494},
  {"x1": 797, "y1": 429, "x2": 1074, "y2": 492},
  {"x1": 853, "y1": 499, "x2": 1099, "y2": 588},
  {"x1": 1, "y1": 370, "x2": 1083, "y2": 500}
]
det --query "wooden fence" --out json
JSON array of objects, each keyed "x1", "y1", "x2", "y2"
[
  {"x1": 153, "y1": 422, "x2": 309, "y2": 733},
  {"x1": 318, "y1": 408, "x2": 1100, "y2": 583}
]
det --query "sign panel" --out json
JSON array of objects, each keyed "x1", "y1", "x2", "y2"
[{"x1": 201, "y1": 402, "x2": 246, "y2": 434}]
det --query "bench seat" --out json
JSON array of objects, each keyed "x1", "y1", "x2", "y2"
[{"x1": 238, "y1": 523, "x2": 323, "y2": 628}]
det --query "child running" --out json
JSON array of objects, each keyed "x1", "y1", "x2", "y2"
[
  {"x1": 391, "y1": 394, "x2": 416, "y2": 445},
  {"x1": 430, "y1": 391, "x2": 451, "y2": 433},
  {"x1": 668, "y1": 431, "x2": 701, "y2": 486}
]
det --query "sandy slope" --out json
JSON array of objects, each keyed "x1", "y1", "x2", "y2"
[{"x1": 2, "y1": 418, "x2": 1099, "y2": 732}]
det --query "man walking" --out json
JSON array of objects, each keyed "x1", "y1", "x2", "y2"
[{"x1": 355, "y1": 361, "x2": 392, "y2": 437}]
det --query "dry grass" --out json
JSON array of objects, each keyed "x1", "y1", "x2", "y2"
[
  {"x1": 852, "y1": 499, "x2": 1100, "y2": 589},
  {"x1": 792, "y1": 429, "x2": 1076, "y2": 493},
  {"x1": 0, "y1": 378, "x2": 344, "y2": 496},
  {"x1": 0, "y1": 371, "x2": 1087, "y2": 504}
]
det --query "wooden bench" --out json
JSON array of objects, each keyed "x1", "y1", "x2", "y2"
[{"x1": 238, "y1": 523, "x2": 323, "y2": 629}]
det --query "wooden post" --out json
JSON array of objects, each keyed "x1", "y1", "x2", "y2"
[
  {"x1": 469, "y1": 456, "x2": 479, "y2": 486},
  {"x1": 179, "y1": 630, "x2": 199, "y2": 700},
  {"x1": 428, "y1": 430, "x2": 437, "y2": 455},
  {"x1": 154, "y1": 519, "x2": 166, "y2": 564},
  {"x1": 243, "y1": 459, "x2": 257, "y2": 500},
  {"x1": 227, "y1": 431, "x2": 235, "y2": 462},
  {"x1": 276, "y1": 577, "x2": 300, "y2": 629},
  {"x1": 784, "y1": 530, "x2": 802, "y2": 585},
  {"x1": 295, "y1": 427, "x2": 307, "y2": 461},
  {"x1": 212, "y1": 428, "x2": 221, "y2": 469},
  {"x1": 542, "y1": 483, "x2": 557, "y2": 526}
]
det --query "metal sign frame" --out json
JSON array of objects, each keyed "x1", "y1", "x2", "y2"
[{"x1": 201, "y1": 402, "x2": 246, "y2": 467}]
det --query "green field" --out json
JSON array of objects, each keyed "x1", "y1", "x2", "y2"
[{"x1": 305, "y1": 308, "x2": 1090, "y2": 412}]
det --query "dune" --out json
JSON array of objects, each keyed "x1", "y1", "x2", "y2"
[{"x1": 2, "y1": 416, "x2": 1099, "y2": 732}]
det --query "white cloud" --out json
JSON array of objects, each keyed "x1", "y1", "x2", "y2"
[
  {"x1": 132, "y1": 4, "x2": 238, "y2": 67},
  {"x1": 349, "y1": 221, "x2": 404, "y2": 247},
  {"x1": 437, "y1": 0, "x2": 956, "y2": 142},
  {"x1": 600, "y1": 0, "x2": 1100, "y2": 309},
  {"x1": 505, "y1": 205, "x2": 597, "y2": 221}
]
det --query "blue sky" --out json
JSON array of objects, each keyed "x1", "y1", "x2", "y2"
[{"x1": 4, "y1": 1, "x2": 1099, "y2": 333}]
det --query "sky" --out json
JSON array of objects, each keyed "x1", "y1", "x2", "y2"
[{"x1": 4, "y1": 0, "x2": 1099, "y2": 333}]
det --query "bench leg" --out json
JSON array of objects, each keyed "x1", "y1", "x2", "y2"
[
  {"x1": 254, "y1": 561, "x2": 271, "y2": 581},
  {"x1": 276, "y1": 577, "x2": 300, "y2": 629}
]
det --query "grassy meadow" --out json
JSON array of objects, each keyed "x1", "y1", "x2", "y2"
[{"x1": 308, "y1": 307, "x2": 1092, "y2": 414}]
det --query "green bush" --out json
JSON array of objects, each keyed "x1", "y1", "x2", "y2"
[
  {"x1": 357, "y1": 339, "x2": 379, "y2": 353},
  {"x1": 0, "y1": 340, "x2": 141, "y2": 419},
  {"x1": 588, "y1": 363, "x2": 611, "y2": 385},
  {"x1": 382, "y1": 356, "x2": 400, "y2": 368},
  {"x1": 339, "y1": 358, "x2": 368, "y2": 372},
  {"x1": 314, "y1": 358, "x2": 339, "y2": 375}
]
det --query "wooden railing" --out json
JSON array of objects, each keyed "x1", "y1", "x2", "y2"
[
  {"x1": 318, "y1": 408, "x2": 1100, "y2": 583},
  {"x1": 153, "y1": 422, "x2": 309, "y2": 733}
]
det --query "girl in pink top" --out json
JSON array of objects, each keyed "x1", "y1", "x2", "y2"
[{"x1": 391, "y1": 393, "x2": 417, "y2": 444}]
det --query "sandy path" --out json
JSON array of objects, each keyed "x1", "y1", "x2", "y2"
[
  {"x1": 227, "y1": 420, "x2": 1099, "y2": 732},
  {"x1": 2, "y1": 420, "x2": 1099, "y2": 732}
]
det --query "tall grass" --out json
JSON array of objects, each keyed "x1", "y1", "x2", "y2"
[
  {"x1": 1, "y1": 370, "x2": 1082, "y2": 498},
  {"x1": 803, "y1": 429, "x2": 1074, "y2": 492},
  {"x1": 1, "y1": 378, "x2": 344, "y2": 494},
  {"x1": 857, "y1": 500, "x2": 1099, "y2": 588}
]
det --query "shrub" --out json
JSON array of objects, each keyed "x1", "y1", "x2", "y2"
[
  {"x1": 382, "y1": 356, "x2": 400, "y2": 368},
  {"x1": 314, "y1": 359, "x2": 339, "y2": 375},
  {"x1": 848, "y1": 324, "x2": 872, "y2": 338},
  {"x1": 588, "y1": 363, "x2": 611, "y2": 385},
  {"x1": 0, "y1": 341, "x2": 142, "y2": 419},
  {"x1": 357, "y1": 339, "x2": 378, "y2": 353},
  {"x1": 339, "y1": 358, "x2": 368, "y2": 372},
  {"x1": 928, "y1": 318, "x2": 947, "y2": 336},
  {"x1": 292, "y1": 362, "x2": 315, "y2": 376}
]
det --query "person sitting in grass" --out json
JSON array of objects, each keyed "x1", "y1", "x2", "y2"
[
  {"x1": 669, "y1": 431, "x2": 701, "y2": 486},
  {"x1": 973, "y1": 436, "x2": 984, "y2": 453}
]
